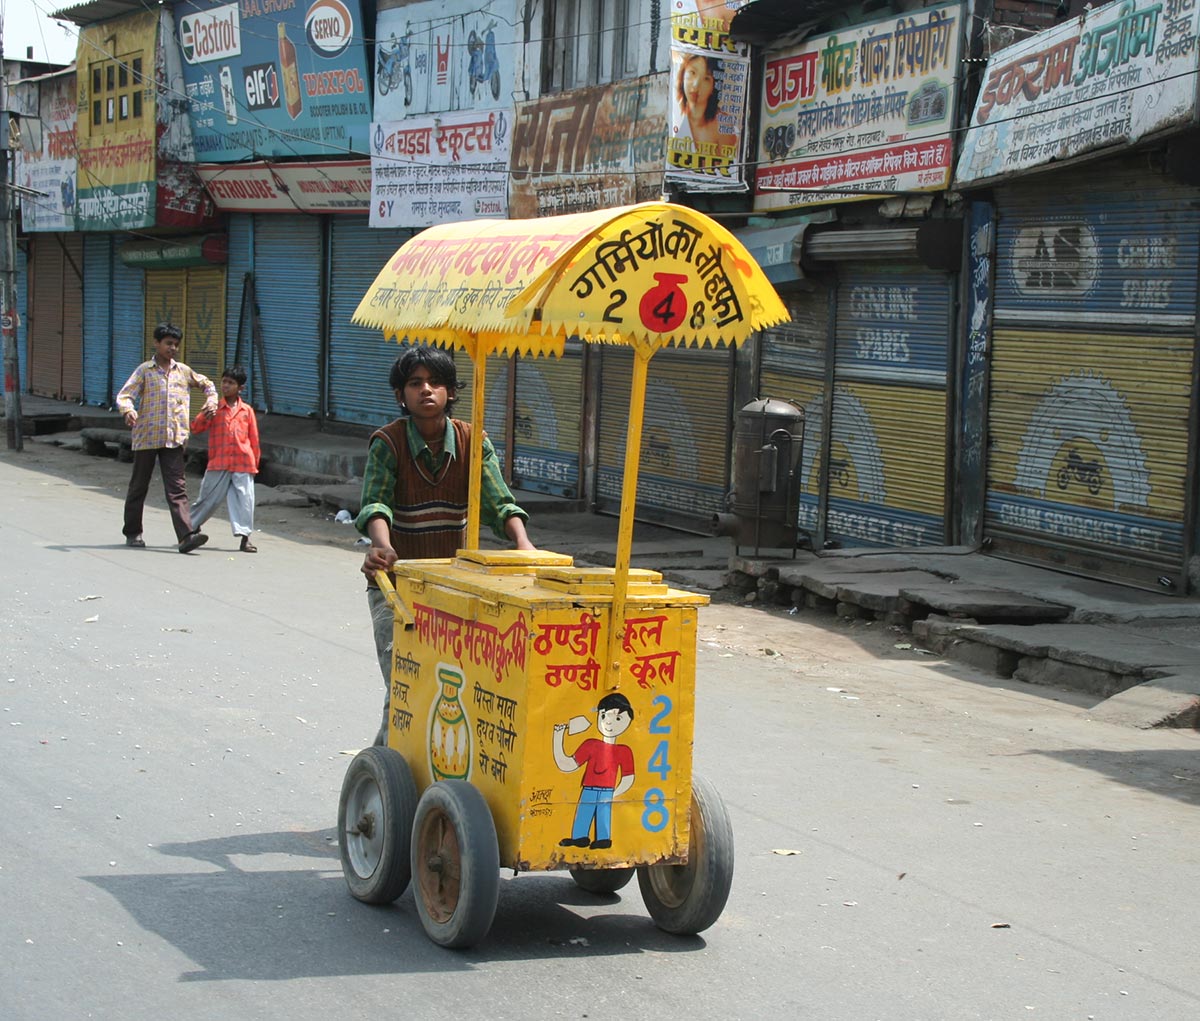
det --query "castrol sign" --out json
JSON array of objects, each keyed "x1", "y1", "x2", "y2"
[
  {"x1": 179, "y1": 3, "x2": 242, "y2": 65},
  {"x1": 305, "y1": 0, "x2": 354, "y2": 58}
]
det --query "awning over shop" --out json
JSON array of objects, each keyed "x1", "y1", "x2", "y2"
[
  {"x1": 735, "y1": 212, "x2": 836, "y2": 286},
  {"x1": 802, "y1": 222, "x2": 962, "y2": 272}
]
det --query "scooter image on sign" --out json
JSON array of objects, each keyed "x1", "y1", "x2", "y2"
[
  {"x1": 468, "y1": 21, "x2": 500, "y2": 101},
  {"x1": 377, "y1": 28, "x2": 413, "y2": 106}
]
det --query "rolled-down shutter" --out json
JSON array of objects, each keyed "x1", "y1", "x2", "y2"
[{"x1": 985, "y1": 163, "x2": 1197, "y2": 591}]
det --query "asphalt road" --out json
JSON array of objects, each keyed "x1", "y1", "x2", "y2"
[{"x1": 3, "y1": 444, "x2": 1200, "y2": 1021}]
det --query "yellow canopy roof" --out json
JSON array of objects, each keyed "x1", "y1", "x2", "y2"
[{"x1": 352, "y1": 202, "x2": 789, "y2": 356}]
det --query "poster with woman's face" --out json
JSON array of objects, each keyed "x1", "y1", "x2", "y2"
[{"x1": 666, "y1": 1, "x2": 749, "y2": 190}]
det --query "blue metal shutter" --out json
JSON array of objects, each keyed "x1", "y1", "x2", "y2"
[
  {"x1": 986, "y1": 162, "x2": 1197, "y2": 591},
  {"x1": 223, "y1": 215, "x2": 255, "y2": 400},
  {"x1": 111, "y1": 235, "x2": 145, "y2": 397},
  {"x1": 827, "y1": 264, "x2": 952, "y2": 548},
  {"x1": 82, "y1": 235, "x2": 111, "y2": 406},
  {"x1": 253, "y1": 215, "x2": 322, "y2": 417},
  {"x1": 511, "y1": 341, "x2": 583, "y2": 498},
  {"x1": 327, "y1": 217, "x2": 414, "y2": 427}
]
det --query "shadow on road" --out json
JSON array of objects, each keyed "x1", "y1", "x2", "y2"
[
  {"x1": 83, "y1": 827, "x2": 702, "y2": 980},
  {"x1": 1029, "y1": 748, "x2": 1200, "y2": 806}
]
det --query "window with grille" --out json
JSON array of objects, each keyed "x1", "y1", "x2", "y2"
[
  {"x1": 541, "y1": 0, "x2": 643, "y2": 93},
  {"x1": 89, "y1": 54, "x2": 145, "y2": 130}
]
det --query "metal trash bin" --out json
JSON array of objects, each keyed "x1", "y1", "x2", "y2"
[{"x1": 713, "y1": 397, "x2": 805, "y2": 554}]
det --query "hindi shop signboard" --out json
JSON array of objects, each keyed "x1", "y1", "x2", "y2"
[
  {"x1": 955, "y1": 0, "x2": 1200, "y2": 186},
  {"x1": 14, "y1": 72, "x2": 77, "y2": 232},
  {"x1": 196, "y1": 160, "x2": 371, "y2": 212},
  {"x1": 175, "y1": 0, "x2": 373, "y2": 161},
  {"x1": 368, "y1": 111, "x2": 509, "y2": 228},
  {"x1": 754, "y1": 2, "x2": 963, "y2": 211}
]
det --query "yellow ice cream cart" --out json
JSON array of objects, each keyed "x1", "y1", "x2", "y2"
[{"x1": 337, "y1": 202, "x2": 788, "y2": 948}]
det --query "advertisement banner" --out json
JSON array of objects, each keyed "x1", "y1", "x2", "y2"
[
  {"x1": 196, "y1": 160, "x2": 371, "y2": 212},
  {"x1": 76, "y1": 12, "x2": 160, "y2": 231},
  {"x1": 369, "y1": 112, "x2": 508, "y2": 227},
  {"x1": 15, "y1": 72, "x2": 77, "y2": 232},
  {"x1": 955, "y1": 0, "x2": 1200, "y2": 185},
  {"x1": 509, "y1": 74, "x2": 668, "y2": 219},
  {"x1": 175, "y1": 0, "x2": 372, "y2": 161},
  {"x1": 666, "y1": 0, "x2": 750, "y2": 189},
  {"x1": 374, "y1": 0, "x2": 517, "y2": 121},
  {"x1": 754, "y1": 2, "x2": 963, "y2": 211}
]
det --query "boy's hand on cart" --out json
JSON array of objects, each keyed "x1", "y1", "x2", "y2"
[{"x1": 362, "y1": 543, "x2": 398, "y2": 577}]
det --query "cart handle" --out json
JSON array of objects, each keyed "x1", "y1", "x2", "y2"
[{"x1": 374, "y1": 569, "x2": 415, "y2": 628}]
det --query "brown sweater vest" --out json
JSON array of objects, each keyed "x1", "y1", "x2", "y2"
[{"x1": 371, "y1": 418, "x2": 472, "y2": 559}]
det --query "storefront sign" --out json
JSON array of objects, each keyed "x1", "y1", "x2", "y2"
[
  {"x1": 369, "y1": 111, "x2": 509, "y2": 227},
  {"x1": 75, "y1": 12, "x2": 160, "y2": 231},
  {"x1": 956, "y1": 0, "x2": 1200, "y2": 185},
  {"x1": 666, "y1": 0, "x2": 750, "y2": 190},
  {"x1": 196, "y1": 160, "x2": 371, "y2": 212},
  {"x1": 509, "y1": 75, "x2": 668, "y2": 219},
  {"x1": 755, "y1": 2, "x2": 963, "y2": 210},
  {"x1": 375, "y1": 0, "x2": 517, "y2": 121},
  {"x1": 175, "y1": 0, "x2": 372, "y2": 160},
  {"x1": 14, "y1": 71, "x2": 77, "y2": 232},
  {"x1": 119, "y1": 234, "x2": 228, "y2": 268}
]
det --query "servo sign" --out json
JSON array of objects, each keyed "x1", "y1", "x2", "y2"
[{"x1": 179, "y1": 3, "x2": 243, "y2": 65}]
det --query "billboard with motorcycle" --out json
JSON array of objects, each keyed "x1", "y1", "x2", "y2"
[
  {"x1": 174, "y1": 0, "x2": 373, "y2": 161},
  {"x1": 374, "y1": 0, "x2": 516, "y2": 121}
]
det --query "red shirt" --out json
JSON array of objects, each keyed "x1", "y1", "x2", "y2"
[
  {"x1": 572, "y1": 739, "x2": 634, "y2": 789},
  {"x1": 191, "y1": 398, "x2": 260, "y2": 474}
]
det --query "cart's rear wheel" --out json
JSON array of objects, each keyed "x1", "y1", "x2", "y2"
[
  {"x1": 411, "y1": 781, "x2": 499, "y2": 948},
  {"x1": 638, "y1": 772, "x2": 734, "y2": 935},
  {"x1": 338, "y1": 747, "x2": 417, "y2": 905},
  {"x1": 569, "y1": 867, "x2": 635, "y2": 894}
]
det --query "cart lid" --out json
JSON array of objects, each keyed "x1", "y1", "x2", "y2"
[{"x1": 455, "y1": 549, "x2": 575, "y2": 568}]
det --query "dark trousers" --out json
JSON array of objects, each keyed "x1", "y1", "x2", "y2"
[{"x1": 123, "y1": 447, "x2": 195, "y2": 542}]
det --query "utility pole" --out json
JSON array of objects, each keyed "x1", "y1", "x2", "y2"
[{"x1": 1, "y1": 27, "x2": 23, "y2": 451}]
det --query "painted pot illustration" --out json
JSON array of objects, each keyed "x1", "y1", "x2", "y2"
[{"x1": 430, "y1": 664, "x2": 471, "y2": 781}]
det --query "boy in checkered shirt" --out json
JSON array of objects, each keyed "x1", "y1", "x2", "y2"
[{"x1": 190, "y1": 365, "x2": 261, "y2": 553}]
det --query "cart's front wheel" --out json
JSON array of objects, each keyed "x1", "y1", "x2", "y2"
[
  {"x1": 338, "y1": 747, "x2": 417, "y2": 905},
  {"x1": 411, "y1": 781, "x2": 499, "y2": 948},
  {"x1": 638, "y1": 772, "x2": 734, "y2": 935},
  {"x1": 570, "y1": 867, "x2": 635, "y2": 895}
]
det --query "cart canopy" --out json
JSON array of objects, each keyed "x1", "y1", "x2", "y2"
[{"x1": 352, "y1": 202, "x2": 789, "y2": 356}]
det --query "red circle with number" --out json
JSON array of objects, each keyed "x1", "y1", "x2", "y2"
[{"x1": 638, "y1": 272, "x2": 689, "y2": 332}]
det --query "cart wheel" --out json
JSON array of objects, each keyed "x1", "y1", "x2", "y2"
[
  {"x1": 637, "y1": 773, "x2": 734, "y2": 935},
  {"x1": 411, "y1": 781, "x2": 499, "y2": 948},
  {"x1": 338, "y1": 747, "x2": 417, "y2": 905},
  {"x1": 570, "y1": 867, "x2": 635, "y2": 895}
]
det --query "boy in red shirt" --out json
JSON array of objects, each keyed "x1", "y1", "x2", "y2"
[{"x1": 190, "y1": 366, "x2": 261, "y2": 553}]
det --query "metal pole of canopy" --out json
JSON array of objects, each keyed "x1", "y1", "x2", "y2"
[
  {"x1": 465, "y1": 334, "x2": 486, "y2": 551},
  {"x1": 604, "y1": 343, "x2": 653, "y2": 688}
]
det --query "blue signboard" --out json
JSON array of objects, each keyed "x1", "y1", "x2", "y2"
[{"x1": 175, "y1": 0, "x2": 372, "y2": 161}]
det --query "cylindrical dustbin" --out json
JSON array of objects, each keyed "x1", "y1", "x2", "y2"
[{"x1": 713, "y1": 397, "x2": 805, "y2": 552}]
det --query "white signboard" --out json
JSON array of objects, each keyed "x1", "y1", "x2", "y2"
[
  {"x1": 196, "y1": 160, "x2": 371, "y2": 212},
  {"x1": 15, "y1": 73, "x2": 78, "y2": 232},
  {"x1": 956, "y1": 0, "x2": 1200, "y2": 185},
  {"x1": 374, "y1": 0, "x2": 517, "y2": 121},
  {"x1": 369, "y1": 112, "x2": 509, "y2": 227},
  {"x1": 754, "y1": 3, "x2": 962, "y2": 210}
]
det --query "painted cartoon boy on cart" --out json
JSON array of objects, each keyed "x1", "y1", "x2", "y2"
[{"x1": 553, "y1": 693, "x2": 637, "y2": 850}]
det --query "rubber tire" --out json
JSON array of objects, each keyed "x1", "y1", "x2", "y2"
[
  {"x1": 637, "y1": 773, "x2": 734, "y2": 935},
  {"x1": 570, "y1": 867, "x2": 635, "y2": 895},
  {"x1": 338, "y1": 747, "x2": 417, "y2": 905},
  {"x1": 411, "y1": 781, "x2": 500, "y2": 948}
]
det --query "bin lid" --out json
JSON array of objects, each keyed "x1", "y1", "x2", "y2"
[{"x1": 455, "y1": 549, "x2": 575, "y2": 568}]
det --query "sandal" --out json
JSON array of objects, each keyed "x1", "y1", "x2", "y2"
[{"x1": 239, "y1": 536, "x2": 258, "y2": 553}]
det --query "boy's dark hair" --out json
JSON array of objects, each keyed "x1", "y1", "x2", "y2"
[
  {"x1": 153, "y1": 322, "x2": 183, "y2": 342},
  {"x1": 389, "y1": 346, "x2": 464, "y2": 413},
  {"x1": 597, "y1": 692, "x2": 634, "y2": 720},
  {"x1": 222, "y1": 365, "x2": 248, "y2": 386}
]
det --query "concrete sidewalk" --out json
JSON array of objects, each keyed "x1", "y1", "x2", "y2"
[{"x1": 9, "y1": 393, "x2": 1200, "y2": 729}]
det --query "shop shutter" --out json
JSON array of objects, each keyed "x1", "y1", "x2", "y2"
[
  {"x1": 183, "y1": 267, "x2": 226, "y2": 417},
  {"x1": 327, "y1": 217, "x2": 414, "y2": 427},
  {"x1": 15, "y1": 245, "x2": 27, "y2": 391},
  {"x1": 986, "y1": 163, "x2": 1197, "y2": 591},
  {"x1": 253, "y1": 215, "x2": 322, "y2": 417},
  {"x1": 223, "y1": 216, "x2": 256, "y2": 401},
  {"x1": 111, "y1": 236, "x2": 144, "y2": 399},
  {"x1": 82, "y1": 235, "x2": 111, "y2": 406},
  {"x1": 512, "y1": 342, "x2": 584, "y2": 498},
  {"x1": 596, "y1": 345, "x2": 734, "y2": 529},
  {"x1": 827, "y1": 263, "x2": 951, "y2": 547},
  {"x1": 60, "y1": 234, "x2": 84, "y2": 401}
]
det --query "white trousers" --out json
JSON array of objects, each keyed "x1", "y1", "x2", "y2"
[{"x1": 190, "y1": 470, "x2": 255, "y2": 537}]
